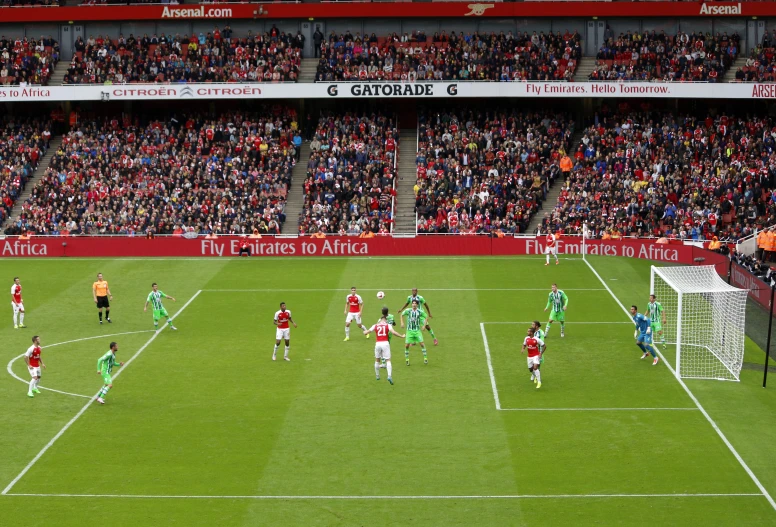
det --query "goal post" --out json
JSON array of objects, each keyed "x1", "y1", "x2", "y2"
[{"x1": 650, "y1": 265, "x2": 749, "y2": 381}]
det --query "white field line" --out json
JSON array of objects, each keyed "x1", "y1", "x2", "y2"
[
  {"x1": 501, "y1": 408, "x2": 699, "y2": 412},
  {"x1": 479, "y1": 323, "x2": 501, "y2": 410},
  {"x1": 203, "y1": 288, "x2": 607, "y2": 293},
  {"x1": 583, "y1": 258, "x2": 776, "y2": 512},
  {"x1": 1, "y1": 291, "x2": 202, "y2": 496},
  {"x1": 1, "y1": 492, "x2": 762, "y2": 500},
  {"x1": 6, "y1": 330, "x2": 156, "y2": 399}
]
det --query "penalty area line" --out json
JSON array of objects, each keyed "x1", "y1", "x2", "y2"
[
  {"x1": 203, "y1": 288, "x2": 607, "y2": 293},
  {"x1": 1, "y1": 291, "x2": 202, "y2": 496},
  {"x1": 480, "y1": 323, "x2": 501, "y2": 410},
  {"x1": 1, "y1": 493, "x2": 763, "y2": 500},
  {"x1": 582, "y1": 257, "x2": 776, "y2": 512},
  {"x1": 500, "y1": 407, "x2": 699, "y2": 412}
]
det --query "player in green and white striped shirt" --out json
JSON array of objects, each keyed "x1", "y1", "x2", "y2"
[
  {"x1": 397, "y1": 288, "x2": 438, "y2": 345},
  {"x1": 143, "y1": 283, "x2": 177, "y2": 330},
  {"x1": 96, "y1": 341, "x2": 123, "y2": 405},
  {"x1": 645, "y1": 294, "x2": 667, "y2": 347},
  {"x1": 544, "y1": 283, "x2": 568, "y2": 337}
]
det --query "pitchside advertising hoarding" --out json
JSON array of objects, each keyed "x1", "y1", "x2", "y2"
[
  {"x1": 2, "y1": 83, "x2": 776, "y2": 102},
  {"x1": 730, "y1": 261, "x2": 773, "y2": 311},
  {"x1": 0, "y1": 235, "x2": 696, "y2": 260}
]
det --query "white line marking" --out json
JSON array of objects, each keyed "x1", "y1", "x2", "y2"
[
  {"x1": 500, "y1": 408, "x2": 699, "y2": 412},
  {"x1": 483, "y1": 321, "x2": 632, "y2": 325},
  {"x1": 6, "y1": 331, "x2": 156, "y2": 400},
  {"x1": 203, "y1": 288, "x2": 606, "y2": 293},
  {"x1": 479, "y1": 323, "x2": 501, "y2": 410},
  {"x1": 2, "y1": 493, "x2": 761, "y2": 500},
  {"x1": 1, "y1": 291, "x2": 202, "y2": 496},
  {"x1": 583, "y1": 258, "x2": 776, "y2": 512}
]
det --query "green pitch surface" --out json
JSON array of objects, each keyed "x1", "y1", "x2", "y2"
[{"x1": 1, "y1": 255, "x2": 776, "y2": 526}]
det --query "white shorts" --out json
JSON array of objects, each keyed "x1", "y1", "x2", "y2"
[
  {"x1": 346, "y1": 312, "x2": 362, "y2": 325},
  {"x1": 544, "y1": 245, "x2": 558, "y2": 255},
  {"x1": 275, "y1": 328, "x2": 290, "y2": 340},
  {"x1": 374, "y1": 342, "x2": 391, "y2": 360},
  {"x1": 12, "y1": 302, "x2": 23, "y2": 313},
  {"x1": 527, "y1": 355, "x2": 541, "y2": 368},
  {"x1": 28, "y1": 366, "x2": 41, "y2": 378}
]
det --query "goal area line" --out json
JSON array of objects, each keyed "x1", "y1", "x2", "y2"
[{"x1": 2, "y1": 492, "x2": 762, "y2": 500}]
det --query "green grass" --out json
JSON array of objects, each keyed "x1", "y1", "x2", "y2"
[{"x1": 0, "y1": 255, "x2": 775, "y2": 526}]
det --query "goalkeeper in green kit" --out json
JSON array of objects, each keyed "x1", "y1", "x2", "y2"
[
  {"x1": 96, "y1": 342, "x2": 123, "y2": 405},
  {"x1": 544, "y1": 283, "x2": 568, "y2": 338},
  {"x1": 144, "y1": 282, "x2": 177, "y2": 330},
  {"x1": 401, "y1": 300, "x2": 429, "y2": 365}
]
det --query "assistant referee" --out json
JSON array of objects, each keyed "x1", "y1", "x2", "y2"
[{"x1": 93, "y1": 273, "x2": 113, "y2": 324}]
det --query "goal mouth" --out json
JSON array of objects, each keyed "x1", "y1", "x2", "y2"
[{"x1": 651, "y1": 265, "x2": 748, "y2": 382}]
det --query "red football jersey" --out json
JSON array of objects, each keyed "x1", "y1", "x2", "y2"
[
  {"x1": 25, "y1": 345, "x2": 41, "y2": 367},
  {"x1": 523, "y1": 336, "x2": 544, "y2": 357},
  {"x1": 274, "y1": 309, "x2": 291, "y2": 329},
  {"x1": 11, "y1": 284, "x2": 22, "y2": 304},
  {"x1": 347, "y1": 294, "x2": 363, "y2": 313},
  {"x1": 546, "y1": 234, "x2": 556, "y2": 248},
  {"x1": 372, "y1": 321, "x2": 390, "y2": 342}
]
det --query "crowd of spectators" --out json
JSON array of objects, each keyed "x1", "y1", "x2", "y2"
[
  {"x1": 315, "y1": 29, "x2": 581, "y2": 82},
  {"x1": 298, "y1": 111, "x2": 398, "y2": 236},
  {"x1": 4, "y1": 107, "x2": 300, "y2": 236},
  {"x1": 589, "y1": 30, "x2": 739, "y2": 82},
  {"x1": 537, "y1": 107, "x2": 776, "y2": 243},
  {"x1": 414, "y1": 108, "x2": 574, "y2": 235},
  {"x1": 733, "y1": 31, "x2": 776, "y2": 82},
  {"x1": 1, "y1": 0, "x2": 59, "y2": 6},
  {"x1": 63, "y1": 27, "x2": 302, "y2": 84},
  {"x1": 0, "y1": 117, "x2": 51, "y2": 225},
  {"x1": 0, "y1": 36, "x2": 59, "y2": 86}
]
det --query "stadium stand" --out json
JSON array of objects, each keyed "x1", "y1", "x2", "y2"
[
  {"x1": 735, "y1": 32, "x2": 776, "y2": 82},
  {"x1": 414, "y1": 108, "x2": 574, "y2": 235},
  {"x1": 538, "y1": 109, "x2": 775, "y2": 242},
  {"x1": 589, "y1": 30, "x2": 739, "y2": 82},
  {"x1": 315, "y1": 30, "x2": 581, "y2": 82},
  {"x1": 298, "y1": 111, "x2": 398, "y2": 236},
  {"x1": 0, "y1": 117, "x2": 51, "y2": 225},
  {"x1": 63, "y1": 29, "x2": 302, "y2": 84},
  {"x1": 0, "y1": 36, "x2": 59, "y2": 86},
  {"x1": 5, "y1": 108, "x2": 299, "y2": 235}
]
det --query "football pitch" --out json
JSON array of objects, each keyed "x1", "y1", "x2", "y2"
[{"x1": 1, "y1": 255, "x2": 776, "y2": 526}]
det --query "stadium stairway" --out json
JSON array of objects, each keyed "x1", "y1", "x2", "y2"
[
  {"x1": 2, "y1": 135, "x2": 63, "y2": 231},
  {"x1": 299, "y1": 58, "x2": 318, "y2": 83},
  {"x1": 572, "y1": 57, "x2": 596, "y2": 81},
  {"x1": 524, "y1": 129, "x2": 583, "y2": 234},
  {"x1": 48, "y1": 64, "x2": 67, "y2": 86},
  {"x1": 285, "y1": 141, "x2": 310, "y2": 233},
  {"x1": 393, "y1": 128, "x2": 418, "y2": 235},
  {"x1": 723, "y1": 56, "x2": 747, "y2": 82}
]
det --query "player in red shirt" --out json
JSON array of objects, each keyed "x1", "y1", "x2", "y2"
[
  {"x1": 273, "y1": 302, "x2": 298, "y2": 362},
  {"x1": 522, "y1": 328, "x2": 546, "y2": 389},
  {"x1": 544, "y1": 230, "x2": 559, "y2": 266},
  {"x1": 24, "y1": 335, "x2": 45, "y2": 398},
  {"x1": 344, "y1": 286, "x2": 368, "y2": 341},
  {"x1": 363, "y1": 307, "x2": 405, "y2": 385},
  {"x1": 11, "y1": 276, "x2": 26, "y2": 329}
]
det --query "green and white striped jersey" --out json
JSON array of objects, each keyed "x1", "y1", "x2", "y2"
[
  {"x1": 97, "y1": 351, "x2": 119, "y2": 374},
  {"x1": 147, "y1": 291, "x2": 167, "y2": 310},
  {"x1": 647, "y1": 301, "x2": 664, "y2": 322},
  {"x1": 546, "y1": 290, "x2": 568, "y2": 312},
  {"x1": 402, "y1": 308, "x2": 427, "y2": 332}
]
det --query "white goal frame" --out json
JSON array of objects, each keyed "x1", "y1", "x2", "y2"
[{"x1": 650, "y1": 265, "x2": 748, "y2": 382}]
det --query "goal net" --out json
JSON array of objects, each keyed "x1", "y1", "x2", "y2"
[{"x1": 650, "y1": 265, "x2": 748, "y2": 381}]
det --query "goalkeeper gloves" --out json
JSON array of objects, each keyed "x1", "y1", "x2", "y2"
[
  {"x1": 646, "y1": 327, "x2": 652, "y2": 335},
  {"x1": 634, "y1": 330, "x2": 638, "y2": 339}
]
